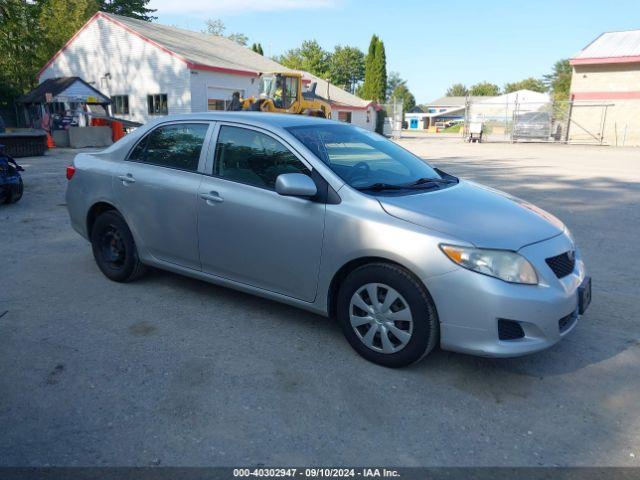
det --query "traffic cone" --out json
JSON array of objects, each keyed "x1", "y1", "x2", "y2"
[{"x1": 46, "y1": 132, "x2": 55, "y2": 148}]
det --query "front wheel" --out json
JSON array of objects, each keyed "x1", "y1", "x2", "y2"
[
  {"x1": 90, "y1": 210, "x2": 146, "y2": 282},
  {"x1": 336, "y1": 263, "x2": 439, "y2": 367}
]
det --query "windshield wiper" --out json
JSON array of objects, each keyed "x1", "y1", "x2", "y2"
[
  {"x1": 410, "y1": 177, "x2": 456, "y2": 186},
  {"x1": 355, "y1": 176, "x2": 457, "y2": 192},
  {"x1": 354, "y1": 182, "x2": 409, "y2": 192}
]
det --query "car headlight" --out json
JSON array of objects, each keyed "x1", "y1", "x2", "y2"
[{"x1": 440, "y1": 244, "x2": 538, "y2": 285}]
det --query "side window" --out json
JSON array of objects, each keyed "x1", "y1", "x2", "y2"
[
  {"x1": 128, "y1": 123, "x2": 208, "y2": 172},
  {"x1": 283, "y1": 76, "x2": 298, "y2": 109},
  {"x1": 213, "y1": 126, "x2": 308, "y2": 189},
  {"x1": 128, "y1": 135, "x2": 148, "y2": 162}
]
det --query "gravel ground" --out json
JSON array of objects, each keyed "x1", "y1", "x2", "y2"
[{"x1": 0, "y1": 139, "x2": 638, "y2": 467}]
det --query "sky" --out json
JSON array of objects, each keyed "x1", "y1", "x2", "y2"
[{"x1": 149, "y1": 0, "x2": 640, "y2": 104}]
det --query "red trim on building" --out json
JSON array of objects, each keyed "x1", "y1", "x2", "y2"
[
  {"x1": 331, "y1": 105, "x2": 368, "y2": 111},
  {"x1": 570, "y1": 55, "x2": 640, "y2": 66},
  {"x1": 189, "y1": 63, "x2": 257, "y2": 77},
  {"x1": 331, "y1": 102, "x2": 377, "y2": 111},
  {"x1": 571, "y1": 91, "x2": 640, "y2": 100}
]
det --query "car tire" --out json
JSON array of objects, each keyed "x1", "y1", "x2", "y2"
[
  {"x1": 10, "y1": 177, "x2": 23, "y2": 203},
  {"x1": 336, "y1": 263, "x2": 439, "y2": 367},
  {"x1": 90, "y1": 210, "x2": 146, "y2": 282}
]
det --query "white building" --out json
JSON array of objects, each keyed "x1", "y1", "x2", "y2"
[
  {"x1": 469, "y1": 90, "x2": 551, "y2": 122},
  {"x1": 38, "y1": 12, "x2": 378, "y2": 130}
]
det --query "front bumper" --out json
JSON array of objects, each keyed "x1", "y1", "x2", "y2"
[{"x1": 427, "y1": 233, "x2": 587, "y2": 357}]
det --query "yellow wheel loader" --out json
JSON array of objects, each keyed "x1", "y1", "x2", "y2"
[{"x1": 227, "y1": 72, "x2": 331, "y2": 118}]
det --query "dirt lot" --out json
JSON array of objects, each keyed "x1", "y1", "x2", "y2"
[{"x1": 0, "y1": 139, "x2": 639, "y2": 467}]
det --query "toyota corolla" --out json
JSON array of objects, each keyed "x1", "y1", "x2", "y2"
[{"x1": 66, "y1": 113, "x2": 591, "y2": 367}]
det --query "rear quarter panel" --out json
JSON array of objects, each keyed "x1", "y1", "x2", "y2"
[{"x1": 66, "y1": 151, "x2": 121, "y2": 239}]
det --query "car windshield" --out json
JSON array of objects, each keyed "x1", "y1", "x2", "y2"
[{"x1": 287, "y1": 124, "x2": 446, "y2": 190}]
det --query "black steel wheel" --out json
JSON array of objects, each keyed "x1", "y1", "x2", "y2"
[{"x1": 90, "y1": 210, "x2": 146, "y2": 282}]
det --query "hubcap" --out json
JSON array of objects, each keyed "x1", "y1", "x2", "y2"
[
  {"x1": 99, "y1": 226, "x2": 126, "y2": 269},
  {"x1": 349, "y1": 283, "x2": 413, "y2": 354}
]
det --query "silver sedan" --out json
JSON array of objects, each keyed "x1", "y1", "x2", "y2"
[{"x1": 65, "y1": 112, "x2": 591, "y2": 367}]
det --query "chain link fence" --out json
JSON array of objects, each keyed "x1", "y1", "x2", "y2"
[
  {"x1": 381, "y1": 98, "x2": 403, "y2": 139},
  {"x1": 461, "y1": 97, "x2": 616, "y2": 145}
]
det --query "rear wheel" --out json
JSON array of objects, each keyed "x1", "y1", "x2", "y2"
[
  {"x1": 90, "y1": 210, "x2": 146, "y2": 282},
  {"x1": 10, "y1": 177, "x2": 23, "y2": 203},
  {"x1": 336, "y1": 263, "x2": 439, "y2": 367}
]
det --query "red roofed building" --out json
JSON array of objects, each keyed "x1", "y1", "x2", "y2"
[
  {"x1": 569, "y1": 30, "x2": 640, "y2": 145},
  {"x1": 38, "y1": 12, "x2": 378, "y2": 129}
]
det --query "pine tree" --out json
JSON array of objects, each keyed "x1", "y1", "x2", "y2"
[
  {"x1": 361, "y1": 35, "x2": 379, "y2": 100},
  {"x1": 361, "y1": 35, "x2": 387, "y2": 102},
  {"x1": 98, "y1": 0, "x2": 156, "y2": 21},
  {"x1": 373, "y1": 38, "x2": 387, "y2": 102},
  {"x1": 251, "y1": 43, "x2": 264, "y2": 55}
]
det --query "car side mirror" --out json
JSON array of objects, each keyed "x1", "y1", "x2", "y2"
[{"x1": 275, "y1": 173, "x2": 317, "y2": 198}]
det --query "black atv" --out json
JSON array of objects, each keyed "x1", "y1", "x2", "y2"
[{"x1": 0, "y1": 145, "x2": 24, "y2": 204}]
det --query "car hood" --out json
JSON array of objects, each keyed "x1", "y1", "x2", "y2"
[{"x1": 378, "y1": 180, "x2": 565, "y2": 250}]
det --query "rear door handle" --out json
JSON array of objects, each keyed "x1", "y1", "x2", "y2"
[
  {"x1": 118, "y1": 174, "x2": 136, "y2": 184},
  {"x1": 200, "y1": 191, "x2": 224, "y2": 204}
]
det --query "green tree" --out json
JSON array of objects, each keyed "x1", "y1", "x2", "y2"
[
  {"x1": 203, "y1": 18, "x2": 248, "y2": 46},
  {"x1": 227, "y1": 32, "x2": 248, "y2": 46},
  {"x1": 203, "y1": 18, "x2": 225, "y2": 36},
  {"x1": 503, "y1": 77, "x2": 547, "y2": 93},
  {"x1": 361, "y1": 35, "x2": 387, "y2": 102},
  {"x1": 251, "y1": 43, "x2": 264, "y2": 55},
  {"x1": 445, "y1": 83, "x2": 468, "y2": 96},
  {"x1": 391, "y1": 84, "x2": 416, "y2": 113},
  {"x1": 329, "y1": 45, "x2": 364, "y2": 93},
  {"x1": 98, "y1": 0, "x2": 155, "y2": 21},
  {"x1": 386, "y1": 71, "x2": 405, "y2": 100},
  {"x1": 279, "y1": 40, "x2": 330, "y2": 78},
  {"x1": 469, "y1": 81, "x2": 500, "y2": 96},
  {"x1": 543, "y1": 59, "x2": 572, "y2": 102},
  {"x1": 373, "y1": 37, "x2": 387, "y2": 102},
  {"x1": 0, "y1": 0, "x2": 41, "y2": 106},
  {"x1": 37, "y1": 0, "x2": 98, "y2": 70}
]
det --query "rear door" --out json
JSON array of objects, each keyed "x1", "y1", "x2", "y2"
[
  {"x1": 113, "y1": 121, "x2": 213, "y2": 270},
  {"x1": 197, "y1": 123, "x2": 326, "y2": 302}
]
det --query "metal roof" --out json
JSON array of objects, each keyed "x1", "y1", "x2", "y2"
[
  {"x1": 17, "y1": 77, "x2": 110, "y2": 104},
  {"x1": 573, "y1": 29, "x2": 640, "y2": 60},
  {"x1": 103, "y1": 13, "x2": 287, "y2": 75},
  {"x1": 425, "y1": 96, "x2": 493, "y2": 106}
]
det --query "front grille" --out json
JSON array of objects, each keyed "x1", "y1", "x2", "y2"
[
  {"x1": 559, "y1": 311, "x2": 577, "y2": 333},
  {"x1": 546, "y1": 251, "x2": 575, "y2": 278},
  {"x1": 498, "y1": 319, "x2": 525, "y2": 340}
]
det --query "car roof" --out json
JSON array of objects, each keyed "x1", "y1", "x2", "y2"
[{"x1": 146, "y1": 112, "x2": 344, "y2": 130}]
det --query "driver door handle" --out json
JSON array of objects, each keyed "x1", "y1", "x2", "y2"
[
  {"x1": 200, "y1": 191, "x2": 224, "y2": 204},
  {"x1": 118, "y1": 174, "x2": 136, "y2": 185}
]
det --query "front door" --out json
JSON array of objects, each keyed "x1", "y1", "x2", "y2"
[
  {"x1": 113, "y1": 122, "x2": 212, "y2": 270},
  {"x1": 197, "y1": 124, "x2": 325, "y2": 302}
]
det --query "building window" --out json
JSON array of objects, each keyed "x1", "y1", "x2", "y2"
[
  {"x1": 338, "y1": 111, "x2": 352, "y2": 123},
  {"x1": 147, "y1": 94, "x2": 168, "y2": 115},
  {"x1": 208, "y1": 99, "x2": 227, "y2": 111},
  {"x1": 112, "y1": 95, "x2": 129, "y2": 115},
  {"x1": 49, "y1": 102, "x2": 66, "y2": 114}
]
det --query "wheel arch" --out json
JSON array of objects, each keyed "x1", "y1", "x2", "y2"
[
  {"x1": 86, "y1": 201, "x2": 120, "y2": 236},
  {"x1": 327, "y1": 256, "x2": 433, "y2": 320}
]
